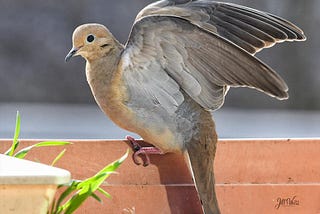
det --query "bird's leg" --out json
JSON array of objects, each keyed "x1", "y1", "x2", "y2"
[{"x1": 126, "y1": 136, "x2": 163, "y2": 167}]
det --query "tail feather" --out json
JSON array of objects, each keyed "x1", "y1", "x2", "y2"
[{"x1": 186, "y1": 117, "x2": 220, "y2": 214}]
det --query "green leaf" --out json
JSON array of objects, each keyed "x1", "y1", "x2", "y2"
[
  {"x1": 76, "y1": 172, "x2": 111, "y2": 190},
  {"x1": 52, "y1": 150, "x2": 128, "y2": 214},
  {"x1": 63, "y1": 186, "x2": 93, "y2": 214},
  {"x1": 5, "y1": 111, "x2": 21, "y2": 156},
  {"x1": 4, "y1": 140, "x2": 20, "y2": 156},
  {"x1": 77, "y1": 150, "x2": 128, "y2": 192},
  {"x1": 90, "y1": 192, "x2": 102, "y2": 202},
  {"x1": 53, "y1": 180, "x2": 81, "y2": 214},
  {"x1": 31, "y1": 141, "x2": 72, "y2": 147},
  {"x1": 97, "y1": 187, "x2": 111, "y2": 199},
  {"x1": 14, "y1": 141, "x2": 71, "y2": 159},
  {"x1": 51, "y1": 149, "x2": 67, "y2": 166}
]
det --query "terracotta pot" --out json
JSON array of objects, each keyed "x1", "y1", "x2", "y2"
[{"x1": 0, "y1": 139, "x2": 319, "y2": 214}]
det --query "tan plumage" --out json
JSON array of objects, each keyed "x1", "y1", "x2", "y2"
[{"x1": 66, "y1": 1, "x2": 306, "y2": 213}]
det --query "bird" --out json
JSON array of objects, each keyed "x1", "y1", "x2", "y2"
[{"x1": 65, "y1": 0, "x2": 306, "y2": 213}]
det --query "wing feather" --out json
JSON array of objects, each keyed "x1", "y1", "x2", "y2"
[
  {"x1": 120, "y1": 0, "x2": 305, "y2": 112},
  {"x1": 121, "y1": 15, "x2": 293, "y2": 111},
  {"x1": 137, "y1": 0, "x2": 306, "y2": 54}
]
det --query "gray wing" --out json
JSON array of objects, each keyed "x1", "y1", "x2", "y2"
[
  {"x1": 121, "y1": 15, "x2": 298, "y2": 112},
  {"x1": 137, "y1": 0, "x2": 306, "y2": 54}
]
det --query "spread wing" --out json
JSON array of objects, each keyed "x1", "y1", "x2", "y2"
[
  {"x1": 121, "y1": 1, "x2": 305, "y2": 113},
  {"x1": 137, "y1": 0, "x2": 306, "y2": 54}
]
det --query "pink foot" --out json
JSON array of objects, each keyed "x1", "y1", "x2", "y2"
[{"x1": 126, "y1": 136, "x2": 163, "y2": 167}]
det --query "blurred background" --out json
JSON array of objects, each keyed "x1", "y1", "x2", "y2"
[{"x1": 0, "y1": 0, "x2": 319, "y2": 139}]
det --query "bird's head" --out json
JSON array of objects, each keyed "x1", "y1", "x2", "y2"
[{"x1": 65, "y1": 23, "x2": 117, "y2": 62}]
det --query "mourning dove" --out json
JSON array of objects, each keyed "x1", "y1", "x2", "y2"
[{"x1": 65, "y1": 1, "x2": 306, "y2": 213}]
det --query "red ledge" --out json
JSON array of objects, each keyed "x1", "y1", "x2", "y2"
[{"x1": 1, "y1": 139, "x2": 319, "y2": 214}]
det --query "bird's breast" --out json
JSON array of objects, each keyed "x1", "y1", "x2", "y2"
[
  {"x1": 86, "y1": 59, "x2": 193, "y2": 153},
  {"x1": 85, "y1": 60, "x2": 136, "y2": 133}
]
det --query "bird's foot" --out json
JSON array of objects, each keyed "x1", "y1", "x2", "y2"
[{"x1": 126, "y1": 136, "x2": 163, "y2": 167}]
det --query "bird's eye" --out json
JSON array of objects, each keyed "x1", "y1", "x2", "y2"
[{"x1": 86, "y1": 34, "x2": 95, "y2": 43}]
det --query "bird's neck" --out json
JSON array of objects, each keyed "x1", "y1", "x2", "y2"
[
  {"x1": 85, "y1": 44, "x2": 136, "y2": 132},
  {"x1": 85, "y1": 44, "x2": 125, "y2": 107}
]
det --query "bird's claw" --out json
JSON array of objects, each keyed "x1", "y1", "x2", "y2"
[
  {"x1": 132, "y1": 148, "x2": 151, "y2": 167},
  {"x1": 126, "y1": 136, "x2": 163, "y2": 167},
  {"x1": 126, "y1": 136, "x2": 142, "y2": 152}
]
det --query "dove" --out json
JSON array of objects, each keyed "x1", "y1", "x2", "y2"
[{"x1": 65, "y1": 0, "x2": 306, "y2": 213}]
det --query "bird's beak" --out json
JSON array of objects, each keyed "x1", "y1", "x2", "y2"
[{"x1": 65, "y1": 47, "x2": 79, "y2": 62}]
